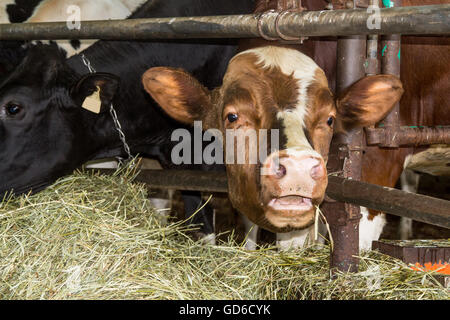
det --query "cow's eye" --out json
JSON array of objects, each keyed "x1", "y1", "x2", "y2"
[
  {"x1": 227, "y1": 113, "x2": 239, "y2": 123},
  {"x1": 5, "y1": 103, "x2": 22, "y2": 116},
  {"x1": 327, "y1": 116, "x2": 334, "y2": 127}
]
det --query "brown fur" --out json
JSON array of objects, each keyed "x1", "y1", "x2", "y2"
[
  {"x1": 142, "y1": 67, "x2": 213, "y2": 127},
  {"x1": 336, "y1": 75, "x2": 404, "y2": 132},
  {"x1": 304, "y1": 70, "x2": 336, "y2": 161}
]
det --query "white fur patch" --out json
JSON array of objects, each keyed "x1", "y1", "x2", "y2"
[
  {"x1": 237, "y1": 46, "x2": 319, "y2": 151},
  {"x1": 285, "y1": 147, "x2": 324, "y2": 163},
  {"x1": 24, "y1": 0, "x2": 146, "y2": 57},
  {"x1": 0, "y1": 0, "x2": 16, "y2": 23},
  {"x1": 85, "y1": 159, "x2": 118, "y2": 169},
  {"x1": 278, "y1": 107, "x2": 312, "y2": 150},
  {"x1": 242, "y1": 215, "x2": 259, "y2": 250},
  {"x1": 399, "y1": 155, "x2": 419, "y2": 240},
  {"x1": 359, "y1": 207, "x2": 386, "y2": 251},
  {"x1": 276, "y1": 227, "x2": 314, "y2": 250},
  {"x1": 198, "y1": 233, "x2": 216, "y2": 245},
  {"x1": 235, "y1": 46, "x2": 320, "y2": 155},
  {"x1": 121, "y1": 0, "x2": 148, "y2": 11}
]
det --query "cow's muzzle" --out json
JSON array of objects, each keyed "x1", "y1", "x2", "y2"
[{"x1": 260, "y1": 149, "x2": 327, "y2": 229}]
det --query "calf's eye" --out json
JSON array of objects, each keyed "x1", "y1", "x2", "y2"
[
  {"x1": 227, "y1": 113, "x2": 239, "y2": 123},
  {"x1": 327, "y1": 116, "x2": 334, "y2": 126},
  {"x1": 5, "y1": 103, "x2": 22, "y2": 116}
]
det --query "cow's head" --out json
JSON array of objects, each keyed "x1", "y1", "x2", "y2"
[
  {"x1": 0, "y1": 44, "x2": 119, "y2": 197},
  {"x1": 142, "y1": 46, "x2": 403, "y2": 233}
]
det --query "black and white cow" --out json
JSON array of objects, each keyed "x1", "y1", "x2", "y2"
[
  {"x1": 1, "y1": 0, "x2": 40, "y2": 23},
  {"x1": 0, "y1": 0, "x2": 42, "y2": 77},
  {"x1": 0, "y1": 0, "x2": 147, "y2": 80},
  {"x1": 1, "y1": 0, "x2": 146, "y2": 25},
  {"x1": 22, "y1": 0, "x2": 148, "y2": 56},
  {"x1": 0, "y1": 0, "x2": 255, "y2": 241}
]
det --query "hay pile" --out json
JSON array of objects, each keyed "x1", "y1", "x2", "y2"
[{"x1": 0, "y1": 168, "x2": 448, "y2": 300}]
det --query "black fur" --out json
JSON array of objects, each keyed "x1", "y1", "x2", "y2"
[
  {"x1": 6, "y1": 0, "x2": 43, "y2": 23},
  {"x1": 0, "y1": 0, "x2": 255, "y2": 196},
  {"x1": 0, "y1": 0, "x2": 44, "y2": 82}
]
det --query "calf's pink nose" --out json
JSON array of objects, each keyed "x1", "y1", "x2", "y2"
[
  {"x1": 263, "y1": 152, "x2": 327, "y2": 199},
  {"x1": 269, "y1": 156, "x2": 325, "y2": 181}
]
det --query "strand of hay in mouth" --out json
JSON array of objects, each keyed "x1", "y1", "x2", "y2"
[{"x1": 0, "y1": 168, "x2": 448, "y2": 300}]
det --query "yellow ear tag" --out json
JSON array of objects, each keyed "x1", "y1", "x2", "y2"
[{"x1": 82, "y1": 86, "x2": 102, "y2": 114}]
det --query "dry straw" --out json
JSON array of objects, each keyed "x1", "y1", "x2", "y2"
[{"x1": 0, "y1": 167, "x2": 448, "y2": 300}]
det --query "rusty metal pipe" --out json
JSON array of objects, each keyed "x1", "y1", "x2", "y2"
[
  {"x1": 321, "y1": 31, "x2": 367, "y2": 273},
  {"x1": 127, "y1": 168, "x2": 229, "y2": 193},
  {"x1": 365, "y1": 0, "x2": 379, "y2": 75},
  {"x1": 0, "y1": 5, "x2": 449, "y2": 40},
  {"x1": 366, "y1": 127, "x2": 450, "y2": 147},
  {"x1": 377, "y1": 0, "x2": 402, "y2": 148},
  {"x1": 326, "y1": 176, "x2": 450, "y2": 229},
  {"x1": 91, "y1": 168, "x2": 450, "y2": 229}
]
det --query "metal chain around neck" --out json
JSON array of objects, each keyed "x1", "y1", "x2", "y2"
[{"x1": 80, "y1": 54, "x2": 133, "y2": 166}]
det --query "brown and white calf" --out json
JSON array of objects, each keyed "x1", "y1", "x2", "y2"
[{"x1": 142, "y1": 46, "x2": 403, "y2": 249}]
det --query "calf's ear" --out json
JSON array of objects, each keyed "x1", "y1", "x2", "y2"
[
  {"x1": 71, "y1": 73, "x2": 120, "y2": 114},
  {"x1": 335, "y1": 74, "x2": 403, "y2": 132},
  {"x1": 142, "y1": 67, "x2": 213, "y2": 126}
]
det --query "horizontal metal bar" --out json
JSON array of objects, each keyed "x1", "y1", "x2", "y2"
[
  {"x1": 0, "y1": 5, "x2": 449, "y2": 40},
  {"x1": 366, "y1": 127, "x2": 450, "y2": 147},
  {"x1": 91, "y1": 169, "x2": 450, "y2": 229},
  {"x1": 326, "y1": 176, "x2": 450, "y2": 229},
  {"x1": 133, "y1": 169, "x2": 229, "y2": 193}
]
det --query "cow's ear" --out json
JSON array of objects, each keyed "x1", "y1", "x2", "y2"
[
  {"x1": 71, "y1": 73, "x2": 120, "y2": 114},
  {"x1": 142, "y1": 67, "x2": 213, "y2": 126},
  {"x1": 335, "y1": 75, "x2": 403, "y2": 132}
]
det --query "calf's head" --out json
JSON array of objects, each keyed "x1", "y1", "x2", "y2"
[
  {"x1": 143, "y1": 46, "x2": 403, "y2": 233},
  {"x1": 0, "y1": 44, "x2": 119, "y2": 197}
]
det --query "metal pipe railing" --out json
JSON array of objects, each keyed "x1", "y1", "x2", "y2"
[
  {"x1": 92, "y1": 168, "x2": 450, "y2": 230},
  {"x1": 0, "y1": 5, "x2": 449, "y2": 40},
  {"x1": 366, "y1": 126, "x2": 450, "y2": 147},
  {"x1": 322, "y1": 33, "x2": 367, "y2": 273}
]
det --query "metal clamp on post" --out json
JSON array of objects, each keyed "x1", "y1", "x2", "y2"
[
  {"x1": 257, "y1": 0, "x2": 308, "y2": 43},
  {"x1": 257, "y1": 9, "x2": 279, "y2": 41},
  {"x1": 275, "y1": 8, "x2": 308, "y2": 43}
]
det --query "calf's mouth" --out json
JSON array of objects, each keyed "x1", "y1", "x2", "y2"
[
  {"x1": 268, "y1": 195, "x2": 313, "y2": 212},
  {"x1": 262, "y1": 194, "x2": 317, "y2": 232}
]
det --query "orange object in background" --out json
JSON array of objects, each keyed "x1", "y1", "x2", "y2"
[
  {"x1": 411, "y1": 262, "x2": 450, "y2": 275},
  {"x1": 373, "y1": 240, "x2": 450, "y2": 280}
]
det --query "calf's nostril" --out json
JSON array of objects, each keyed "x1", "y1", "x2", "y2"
[
  {"x1": 275, "y1": 164, "x2": 286, "y2": 178},
  {"x1": 310, "y1": 163, "x2": 324, "y2": 180}
]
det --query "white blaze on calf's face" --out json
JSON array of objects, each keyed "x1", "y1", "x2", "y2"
[{"x1": 240, "y1": 46, "x2": 319, "y2": 152}]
